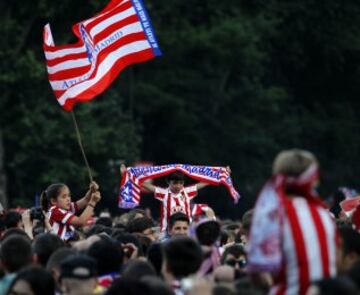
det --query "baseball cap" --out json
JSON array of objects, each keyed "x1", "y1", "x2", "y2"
[{"x1": 60, "y1": 254, "x2": 97, "y2": 280}]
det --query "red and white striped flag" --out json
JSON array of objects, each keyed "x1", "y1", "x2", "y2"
[{"x1": 43, "y1": 0, "x2": 161, "y2": 111}]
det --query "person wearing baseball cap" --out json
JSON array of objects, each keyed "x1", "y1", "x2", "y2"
[{"x1": 60, "y1": 254, "x2": 100, "y2": 295}]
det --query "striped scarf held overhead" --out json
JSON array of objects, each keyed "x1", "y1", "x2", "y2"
[{"x1": 118, "y1": 164, "x2": 240, "y2": 208}]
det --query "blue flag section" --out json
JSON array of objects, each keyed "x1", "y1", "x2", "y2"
[{"x1": 131, "y1": 0, "x2": 162, "y2": 57}]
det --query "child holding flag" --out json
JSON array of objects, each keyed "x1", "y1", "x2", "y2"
[{"x1": 40, "y1": 181, "x2": 101, "y2": 241}]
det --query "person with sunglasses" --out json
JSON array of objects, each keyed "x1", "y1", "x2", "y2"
[
  {"x1": 221, "y1": 244, "x2": 247, "y2": 271},
  {"x1": 213, "y1": 244, "x2": 247, "y2": 283}
]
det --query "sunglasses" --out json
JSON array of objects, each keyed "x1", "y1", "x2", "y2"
[{"x1": 225, "y1": 258, "x2": 247, "y2": 268}]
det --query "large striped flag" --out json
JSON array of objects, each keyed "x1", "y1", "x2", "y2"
[{"x1": 43, "y1": 0, "x2": 161, "y2": 111}]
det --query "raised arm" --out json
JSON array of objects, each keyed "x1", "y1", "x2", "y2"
[
  {"x1": 196, "y1": 182, "x2": 210, "y2": 190},
  {"x1": 70, "y1": 191, "x2": 101, "y2": 227},
  {"x1": 76, "y1": 181, "x2": 99, "y2": 210},
  {"x1": 120, "y1": 164, "x2": 156, "y2": 193},
  {"x1": 196, "y1": 166, "x2": 231, "y2": 190},
  {"x1": 142, "y1": 181, "x2": 156, "y2": 193}
]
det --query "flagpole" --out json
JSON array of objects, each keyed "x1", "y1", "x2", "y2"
[{"x1": 70, "y1": 111, "x2": 93, "y2": 182}]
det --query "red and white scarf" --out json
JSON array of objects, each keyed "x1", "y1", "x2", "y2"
[
  {"x1": 247, "y1": 164, "x2": 322, "y2": 273},
  {"x1": 118, "y1": 164, "x2": 240, "y2": 208}
]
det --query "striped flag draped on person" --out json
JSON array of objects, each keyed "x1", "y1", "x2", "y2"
[
  {"x1": 43, "y1": 0, "x2": 161, "y2": 111},
  {"x1": 247, "y1": 150, "x2": 338, "y2": 295}
]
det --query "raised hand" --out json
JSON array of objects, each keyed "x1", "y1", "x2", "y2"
[
  {"x1": 89, "y1": 181, "x2": 99, "y2": 192},
  {"x1": 120, "y1": 164, "x2": 127, "y2": 174},
  {"x1": 90, "y1": 191, "x2": 101, "y2": 204},
  {"x1": 225, "y1": 166, "x2": 232, "y2": 174}
]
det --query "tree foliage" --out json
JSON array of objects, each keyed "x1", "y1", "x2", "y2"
[{"x1": 0, "y1": 0, "x2": 359, "y2": 217}]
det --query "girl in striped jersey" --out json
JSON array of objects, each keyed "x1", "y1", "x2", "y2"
[
  {"x1": 40, "y1": 181, "x2": 101, "y2": 241},
  {"x1": 248, "y1": 149, "x2": 338, "y2": 295}
]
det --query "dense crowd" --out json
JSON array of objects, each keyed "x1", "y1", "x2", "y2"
[{"x1": 0, "y1": 149, "x2": 359, "y2": 295}]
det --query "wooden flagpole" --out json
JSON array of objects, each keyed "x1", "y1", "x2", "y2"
[{"x1": 70, "y1": 111, "x2": 93, "y2": 182}]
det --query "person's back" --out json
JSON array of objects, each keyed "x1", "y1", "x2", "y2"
[
  {"x1": 248, "y1": 149, "x2": 337, "y2": 295},
  {"x1": 87, "y1": 238, "x2": 124, "y2": 289},
  {"x1": 33, "y1": 233, "x2": 64, "y2": 267},
  {"x1": 0, "y1": 235, "x2": 32, "y2": 295},
  {"x1": 276, "y1": 196, "x2": 336, "y2": 294},
  {"x1": 162, "y1": 236, "x2": 203, "y2": 293}
]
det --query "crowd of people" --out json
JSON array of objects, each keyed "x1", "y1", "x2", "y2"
[{"x1": 0, "y1": 149, "x2": 359, "y2": 295}]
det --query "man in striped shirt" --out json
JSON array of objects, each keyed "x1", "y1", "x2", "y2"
[{"x1": 248, "y1": 149, "x2": 338, "y2": 295}]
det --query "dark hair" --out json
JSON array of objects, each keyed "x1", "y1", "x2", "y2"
[
  {"x1": 220, "y1": 230, "x2": 231, "y2": 247},
  {"x1": 40, "y1": 183, "x2": 67, "y2": 212},
  {"x1": 330, "y1": 189, "x2": 347, "y2": 218},
  {"x1": 104, "y1": 278, "x2": 151, "y2": 295},
  {"x1": 168, "y1": 212, "x2": 189, "y2": 230},
  {"x1": 127, "y1": 209, "x2": 147, "y2": 224},
  {"x1": 0, "y1": 228, "x2": 30, "y2": 242},
  {"x1": 121, "y1": 260, "x2": 156, "y2": 281},
  {"x1": 4, "y1": 211, "x2": 22, "y2": 229},
  {"x1": 242, "y1": 209, "x2": 254, "y2": 233},
  {"x1": 85, "y1": 224, "x2": 113, "y2": 238},
  {"x1": 112, "y1": 232, "x2": 143, "y2": 257},
  {"x1": 311, "y1": 277, "x2": 358, "y2": 295},
  {"x1": 133, "y1": 233, "x2": 152, "y2": 256},
  {"x1": 196, "y1": 220, "x2": 220, "y2": 246},
  {"x1": 0, "y1": 235, "x2": 32, "y2": 273},
  {"x1": 140, "y1": 276, "x2": 174, "y2": 295},
  {"x1": 338, "y1": 226, "x2": 360, "y2": 256},
  {"x1": 33, "y1": 233, "x2": 64, "y2": 267},
  {"x1": 167, "y1": 171, "x2": 185, "y2": 183},
  {"x1": 95, "y1": 217, "x2": 113, "y2": 227},
  {"x1": 87, "y1": 239, "x2": 124, "y2": 275},
  {"x1": 235, "y1": 277, "x2": 264, "y2": 295},
  {"x1": 221, "y1": 244, "x2": 246, "y2": 264},
  {"x1": 46, "y1": 247, "x2": 76, "y2": 272},
  {"x1": 146, "y1": 243, "x2": 163, "y2": 276},
  {"x1": 126, "y1": 217, "x2": 154, "y2": 234},
  {"x1": 163, "y1": 237, "x2": 203, "y2": 279},
  {"x1": 7, "y1": 266, "x2": 55, "y2": 295}
]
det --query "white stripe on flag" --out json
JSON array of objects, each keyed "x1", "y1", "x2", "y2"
[
  {"x1": 45, "y1": 46, "x2": 86, "y2": 60},
  {"x1": 49, "y1": 22, "x2": 144, "y2": 90},
  {"x1": 58, "y1": 40, "x2": 151, "y2": 105},
  {"x1": 89, "y1": 7, "x2": 136, "y2": 38},
  {"x1": 47, "y1": 58, "x2": 90, "y2": 74},
  {"x1": 82, "y1": 0, "x2": 131, "y2": 27}
]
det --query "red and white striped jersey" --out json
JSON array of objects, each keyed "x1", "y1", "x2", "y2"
[
  {"x1": 155, "y1": 185, "x2": 197, "y2": 232},
  {"x1": 270, "y1": 197, "x2": 337, "y2": 295},
  {"x1": 48, "y1": 202, "x2": 79, "y2": 241}
]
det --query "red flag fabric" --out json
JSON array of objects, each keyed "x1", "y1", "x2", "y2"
[
  {"x1": 340, "y1": 196, "x2": 360, "y2": 217},
  {"x1": 43, "y1": 0, "x2": 161, "y2": 111}
]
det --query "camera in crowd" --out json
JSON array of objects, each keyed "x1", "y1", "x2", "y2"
[{"x1": 30, "y1": 207, "x2": 45, "y2": 221}]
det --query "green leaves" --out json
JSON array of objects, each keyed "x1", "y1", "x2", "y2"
[{"x1": 1, "y1": 0, "x2": 360, "y2": 217}]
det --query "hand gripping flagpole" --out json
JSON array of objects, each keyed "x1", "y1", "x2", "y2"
[{"x1": 70, "y1": 111, "x2": 93, "y2": 182}]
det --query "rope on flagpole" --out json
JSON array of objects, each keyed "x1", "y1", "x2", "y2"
[{"x1": 71, "y1": 111, "x2": 93, "y2": 182}]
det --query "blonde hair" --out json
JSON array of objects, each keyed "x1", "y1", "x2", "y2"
[{"x1": 272, "y1": 149, "x2": 318, "y2": 176}]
